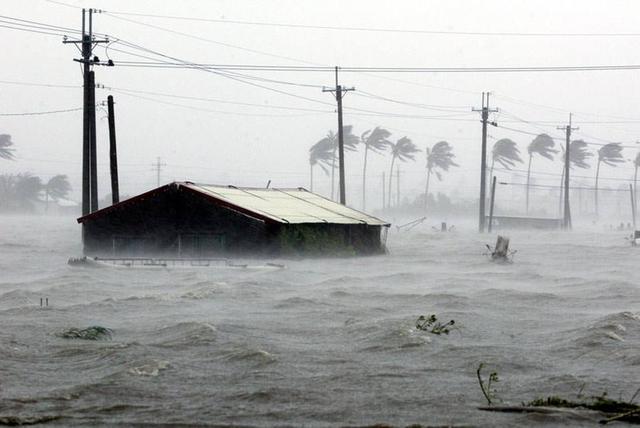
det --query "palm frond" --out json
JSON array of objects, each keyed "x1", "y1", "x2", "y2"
[
  {"x1": 0, "y1": 134, "x2": 15, "y2": 161},
  {"x1": 598, "y1": 143, "x2": 625, "y2": 166},
  {"x1": 427, "y1": 141, "x2": 458, "y2": 177},
  {"x1": 528, "y1": 133, "x2": 557, "y2": 160},
  {"x1": 492, "y1": 138, "x2": 522, "y2": 169},
  {"x1": 361, "y1": 126, "x2": 391, "y2": 153},
  {"x1": 390, "y1": 137, "x2": 420, "y2": 162},
  {"x1": 46, "y1": 175, "x2": 72, "y2": 200},
  {"x1": 567, "y1": 139, "x2": 593, "y2": 169}
]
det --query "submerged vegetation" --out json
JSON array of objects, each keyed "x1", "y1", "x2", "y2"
[
  {"x1": 58, "y1": 326, "x2": 112, "y2": 340},
  {"x1": 415, "y1": 314, "x2": 455, "y2": 335},
  {"x1": 476, "y1": 364, "x2": 640, "y2": 424}
]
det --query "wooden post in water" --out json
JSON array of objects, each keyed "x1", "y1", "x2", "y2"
[{"x1": 488, "y1": 176, "x2": 497, "y2": 233}]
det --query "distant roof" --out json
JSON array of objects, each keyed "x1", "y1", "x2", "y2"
[
  {"x1": 78, "y1": 182, "x2": 389, "y2": 226},
  {"x1": 186, "y1": 183, "x2": 389, "y2": 226}
]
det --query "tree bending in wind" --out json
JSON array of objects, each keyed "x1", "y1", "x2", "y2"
[
  {"x1": 526, "y1": 134, "x2": 557, "y2": 214},
  {"x1": 44, "y1": 174, "x2": 72, "y2": 212},
  {"x1": 424, "y1": 141, "x2": 458, "y2": 211},
  {"x1": 595, "y1": 143, "x2": 625, "y2": 218},
  {"x1": 322, "y1": 126, "x2": 359, "y2": 201},
  {"x1": 0, "y1": 134, "x2": 15, "y2": 161},
  {"x1": 387, "y1": 137, "x2": 419, "y2": 209},
  {"x1": 308, "y1": 137, "x2": 334, "y2": 193},
  {"x1": 558, "y1": 140, "x2": 592, "y2": 215},
  {"x1": 490, "y1": 138, "x2": 522, "y2": 180},
  {"x1": 360, "y1": 127, "x2": 391, "y2": 211}
]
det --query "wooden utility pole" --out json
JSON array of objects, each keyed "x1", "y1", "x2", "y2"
[
  {"x1": 88, "y1": 71, "x2": 98, "y2": 211},
  {"x1": 63, "y1": 8, "x2": 110, "y2": 215},
  {"x1": 107, "y1": 95, "x2": 119, "y2": 204},
  {"x1": 557, "y1": 113, "x2": 578, "y2": 230},
  {"x1": 153, "y1": 157, "x2": 167, "y2": 187},
  {"x1": 473, "y1": 92, "x2": 498, "y2": 232},
  {"x1": 323, "y1": 67, "x2": 354, "y2": 205}
]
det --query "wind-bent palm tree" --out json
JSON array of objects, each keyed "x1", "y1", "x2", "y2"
[
  {"x1": 360, "y1": 127, "x2": 391, "y2": 210},
  {"x1": 490, "y1": 138, "x2": 522, "y2": 179},
  {"x1": 558, "y1": 140, "x2": 592, "y2": 215},
  {"x1": 595, "y1": 143, "x2": 625, "y2": 218},
  {"x1": 526, "y1": 134, "x2": 557, "y2": 214},
  {"x1": 425, "y1": 141, "x2": 458, "y2": 211},
  {"x1": 309, "y1": 137, "x2": 334, "y2": 193},
  {"x1": 322, "y1": 126, "x2": 359, "y2": 200},
  {"x1": 44, "y1": 174, "x2": 72, "y2": 212},
  {"x1": 0, "y1": 134, "x2": 15, "y2": 160},
  {"x1": 387, "y1": 137, "x2": 419, "y2": 208}
]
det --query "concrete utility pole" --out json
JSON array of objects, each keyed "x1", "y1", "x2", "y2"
[
  {"x1": 557, "y1": 113, "x2": 578, "y2": 230},
  {"x1": 153, "y1": 157, "x2": 167, "y2": 188},
  {"x1": 472, "y1": 92, "x2": 498, "y2": 232},
  {"x1": 107, "y1": 95, "x2": 119, "y2": 204},
  {"x1": 63, "y1": 8, "x2": 110, "y2": 215},
  {"x1": 323, "y1": 67, "x2": 355, "y2": 205}
]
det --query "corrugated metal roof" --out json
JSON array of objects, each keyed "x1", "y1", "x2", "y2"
[{"x1": 184, "y1": 183, "x2": 389, "y2": 226}]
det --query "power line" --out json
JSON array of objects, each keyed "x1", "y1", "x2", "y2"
[
  {"x1": 0, "y1": 79, "x2": 80, "y2": 88},
  {"x1": 111, "y1": 89, "x2": 332, "y2": 117},
  {"x1": 104, "y1": 86, "x2": 333, "y2": 113},
  {"x1": 99, "y1": 9, "x2": 640, "y2": 38},
  {"x1": 0, "y1": 107, "x2": 83, "y2": 116}
]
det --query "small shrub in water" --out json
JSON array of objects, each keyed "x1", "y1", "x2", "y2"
[{"x1": 477, "y1": 362, "x2": 500, "y2": 405}]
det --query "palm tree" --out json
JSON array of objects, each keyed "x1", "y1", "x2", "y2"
[
  {"x1": 526, "y1": 134, "x2": 557, "y2": 214},
  {"x1": 558, "y1": 140, "x2": 592, "y2": 215},
  {"x1": 424, "y1": 141, "x2": 458, "y2": 211},
  {"x1": 490, "y1": 138, "x2": 522, "y2": 180},
  {"x1": 44, "y1": 174, "x2": 72, "y2": 212},
  {"x1": 595, "y1": 143, "x2": 625, "y2": 218},
  {"x1": 387, "y1": 137, "x2": 419, "y2": 208},
  {"x1": 0, "y1": 134, "x2": 15, "y2": 160},
  {"x1": 309, "y1": 137, "x2": 334, "y2": 193},
  {"x1": 321, "y1": 126, "x2": 359, "y2": 200},
  {"x1": 360, "y1": 127, "x2": 391, "y2": 210}
]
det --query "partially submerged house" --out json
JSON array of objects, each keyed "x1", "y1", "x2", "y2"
[{"x1": 77, "y1": 182, "x2": 390, "y2": 257}]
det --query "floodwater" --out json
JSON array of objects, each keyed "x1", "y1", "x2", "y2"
[{"x1": 0, "y1": 215, "x2": 638, "y2": 426}]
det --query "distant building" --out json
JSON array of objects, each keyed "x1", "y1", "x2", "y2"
[{"x1": 77, "y1": 182, "x2": 390, "y2": 257}]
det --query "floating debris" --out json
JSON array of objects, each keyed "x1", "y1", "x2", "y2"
[
  {"x1": 416, "y1": 314, "x2": 455, "y2": 335},
  {"x1": 58, "y1": 326, "x2": 112, "y2": 340},
  {"x1": 476, "y1": 366, "x2": 640, "y2": 424},
  {"x1": 485, "y1": 235, "x2": 516, "y2": 263}
]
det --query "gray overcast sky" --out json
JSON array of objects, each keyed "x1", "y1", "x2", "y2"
[{"x1": 3, "y1": 0, "x2": 640, "y2": 208}]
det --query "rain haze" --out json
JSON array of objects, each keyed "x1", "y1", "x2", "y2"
[{"x1": 0, "y1": 0, "x2": 639, "y2": 426}]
